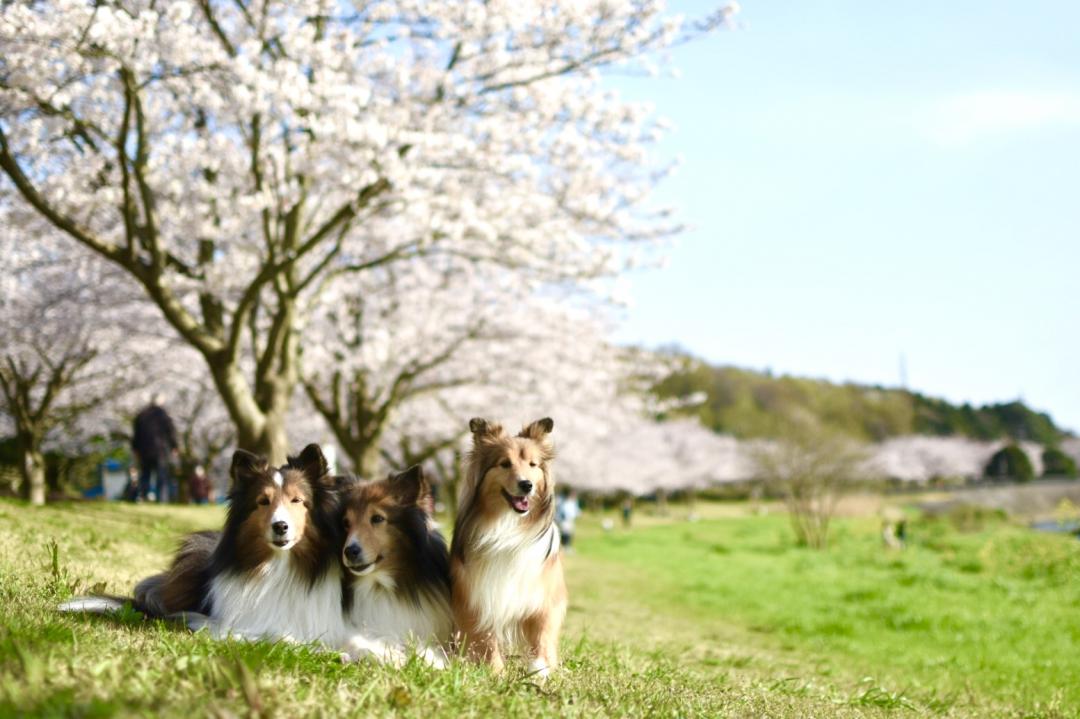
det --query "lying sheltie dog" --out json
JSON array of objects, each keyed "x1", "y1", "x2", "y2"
[
  {"x1": 182, "y1": 444, "x2": 343, "y2": 643},
  {"x1": 450, "y1": 417, "x2": 567, "y2": 677},
  {"x1": 63, "y1": 445, "x2": 346, "y2": 646},
  {"x1": 337, "y1": 465, "x2": 452, "y2": 666}
]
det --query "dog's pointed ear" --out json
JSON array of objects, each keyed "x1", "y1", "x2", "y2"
[
  {"x1": 388, "y1": 464, "x2": 428, "y2": 506},
  {"x1": 469, "y1": 417, "x2": 504, "y2": 441},
  {"x1": 290, "y1": 443, "x2": 329, "y2": 481},
  {"x1": 230, "y1": 449, "x2": 269, "y2": 488},
  {"x1": 519, "y1": 417, "x2": 554, "y2": 440}
]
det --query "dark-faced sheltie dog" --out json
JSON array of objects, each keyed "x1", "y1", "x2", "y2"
[
  {"x1": 74, "y1": 444, "x2": 346, "y2": 645},
  {"x1": 337, "y1": 465, "x2": 452, "y2": 666},
  {"x1": 450, "y1": 417, "x2": 567, "y2": 677}
]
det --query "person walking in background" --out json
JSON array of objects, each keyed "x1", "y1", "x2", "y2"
[
  {"x1": 556, "y1": 490, "x2": 581, "y2": 553},
  {"x1": 189, "y1": 464, "x2": 211, "y2": 505},
  {"x1": 131, "y1": 395, "x2": 178, "y2": 503},
  {"x1": 621, "y1": 496, "x2": 634, "y2": 528}
]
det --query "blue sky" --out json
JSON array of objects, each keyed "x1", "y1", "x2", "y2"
[{"x1": 615, "y1": 0, "x2": 1080, "y2": 432}]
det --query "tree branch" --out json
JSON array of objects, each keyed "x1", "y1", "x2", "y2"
[
  {"x1": 198, "y1": 0, "x2": 238, "y2": 57},
  {"x1": 0, "y1": 126, "x2": 127, "y2": 265}
]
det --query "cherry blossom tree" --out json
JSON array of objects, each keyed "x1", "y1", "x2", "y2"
[
  {"x1": 299, "y1": 249, "x2": 658, "y2": 478},
  {"x1": 870, "y1": 436, "x2": 1044, "y2": 483},
  {"x1": 300, "y1": 257, "x2": 489, "y2": 476},
  {"x1": 300, "y1": 248, "x2": 674, "y2": 493},
  {"x1": 0, "y1": 0, "x2": 738, "y2": 463},
  {"x1": 0, "y1": 223, "x2": 149, "y2": 504},
  {"x1": 549, "y1": 416, "x2": 744, "y2": 495},
  {"x1": 299, "y1": 251, "x2": 734, "y2": 508}
]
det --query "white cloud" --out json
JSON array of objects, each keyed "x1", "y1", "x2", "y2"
[{"x1": 918, "y1": 90, "x2": 1080, "y2": 146}]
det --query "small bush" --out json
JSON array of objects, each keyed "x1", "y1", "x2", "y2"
[
  {"x1": 984, "y1": 444, "x2": 1035, "y2": 482},
  {"x1": 1041, "y1": 447, "x2": 1078, "y2": 478}
]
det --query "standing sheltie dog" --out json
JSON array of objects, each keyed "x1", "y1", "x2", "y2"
[
  {"x1": 338, "y1": 465, "x2": 453, "y2": 666},
  {"x1": 132, "y1": 444, "x2": 345, "y2": 644},
  {"x1": 450, "y1": 417, "x2": 567, "y2": 677}
]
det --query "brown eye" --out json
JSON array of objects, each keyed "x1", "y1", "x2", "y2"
[
  {"x1": 500, "y1": 460, "x2": 512, "y2": 469},
  {"x1": 291, "y1": 497, "x2": 303, "y2": 504},
  {"x1": 257, "y1": 496, "x2": 270, "y2": 506},
  {"x1": 371, "y1": 514, "x2": 385, "y2": 525},
  {"x1": 529, "y1": 461, "x2": 538, "y2": 468}
]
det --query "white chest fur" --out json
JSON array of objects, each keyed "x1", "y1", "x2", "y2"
[
  {"x1": 462, "y1": 521, "x2": 558, "y2": 646},
  {"x1": 208, "y1": 554, "x2": 344, "y2": 645},
  {"x1": 346, "y1": 575, "x2": 452, "y2": 645}
]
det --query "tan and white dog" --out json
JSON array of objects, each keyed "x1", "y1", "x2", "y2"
[{"x1": 450, "y1": 417, "x2": 567, "y2": 678}]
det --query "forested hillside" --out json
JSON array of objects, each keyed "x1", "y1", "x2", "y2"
[{"x1": 654, "y1": 355, "x2": 1069, "y2": 444}]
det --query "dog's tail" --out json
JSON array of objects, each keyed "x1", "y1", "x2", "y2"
[
  {"x1": 133, "y1": 572, "x2": 170, "y2": 617},
  {"x1": 60, "y1": 531, "x2": 219, "y2": 621},
  {"x1": 58, "y1": 588, "x2": 207, "y2": 629},
  {"x1": 58, "y1": 572, "x2": 169, "y2": 618},
  {"x1": 57, "y1": 595, "x2": 133, "y2": 614}
]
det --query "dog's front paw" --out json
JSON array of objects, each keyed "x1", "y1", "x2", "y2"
[
  {"x1": 342, "y1": 636, "x2": 406, "y2": 667},
  {"x1": 415, "y1": 644, "x2": 449, "y2": 670},
  {"x1": 528, "y1": 657, "x2": 551, "y2": 681},
  {"x1": 182, "y1": 612, "x2": 214, "y2": 634}
]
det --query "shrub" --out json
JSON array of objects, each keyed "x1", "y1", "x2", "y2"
[
  {"x1": 984, "y1": 444, "x2": 1035, "y2": 482},
  {"x1": 751, "y1": 424, "x2": 869, "y2": 549},
  {"x1": 1041, "y1": 447, "x2": 1079, "y2": 478}
]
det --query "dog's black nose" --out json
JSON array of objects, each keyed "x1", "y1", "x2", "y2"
[
  {"x1": 518, "y1": 479, "x2": 533, "y2": 494},
  {"x1": 344, "y1": 544, "x2": 362, "y2": 562},
  {"x1": 272, "y1": 521, "x2": 289, "y2": 536}
]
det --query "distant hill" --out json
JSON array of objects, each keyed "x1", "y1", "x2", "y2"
[{"x1": 654, "y1": 355, "x2": 1071, "y2": 445}]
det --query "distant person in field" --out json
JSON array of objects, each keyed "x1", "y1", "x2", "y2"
[
  {"x1": 556, "y1": 490, "x2": 581, "y2": 552},
  {"x1": 189, "y1": 464, "x2": 211, "y2": 505},
  {"x1": 131, "y1": 395, "x2": 178, "y2": 503},
  {"x1": 621, "y1": 497, "x2": 634, "y2": 527},
  {"x1": 880, "y1": 505, "x2": 907, "y2": 549}
]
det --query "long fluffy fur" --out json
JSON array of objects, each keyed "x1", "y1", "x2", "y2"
[
  {"x1": 338, "y1": 466, "x2": 453, "y2": 666},
  {"x1": 450, "y1": 417, "x2": 567, "y2": 676},
  {"x1": 62, "y1": 445, "x2": 347, "y2": 646},
  {"x1": 199, "y1": 445, "x2": 345, "y2": 643}
]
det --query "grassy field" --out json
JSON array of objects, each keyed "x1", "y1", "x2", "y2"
[{"x1": 0, "y1": 498, "x2": 1077, "y2": 718}]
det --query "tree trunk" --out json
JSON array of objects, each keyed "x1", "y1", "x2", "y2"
[
  {"x1": 444, "y1": 451, "x2": 464, "y2": 521},
  {"x1": 348, "y1": 440, "x2": 383, "y2": 479},
  {"x1": 211, "y1": 362, "x2": 291, "y2": 465},
  {"x1": 244, "y1": 415, "x2": 290, "y2": 466},
  {"x1": 19, "y1": 438, "x2": 46, "y2": 507},
  {"x1": 176, "y1": 457, "x2": 193, "y2": 504}
]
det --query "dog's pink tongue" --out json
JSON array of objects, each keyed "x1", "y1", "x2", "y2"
[{"x1": 512, "y1": 496, "x2": 530, "y2": 512}]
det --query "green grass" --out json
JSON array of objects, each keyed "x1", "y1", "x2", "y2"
[
  {"x1": 0, "y1": 499, "x2": 1077, "y2": 717},
  {"x1": 570, "y1": 508, "x2": 1080, "y2": 717}
]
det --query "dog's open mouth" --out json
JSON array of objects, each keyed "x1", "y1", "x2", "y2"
[
  {"x1": 345, "y1": 555, "x2": 383, "y2": 576},
  {"x1": 272, "y1": 539, "x2": 291, "y2": 548},
  {"x1": 502, "y1": 489, "x2": 530, "y2": 514}
]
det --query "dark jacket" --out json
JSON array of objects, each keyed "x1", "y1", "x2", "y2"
[{"x1": 131, "y1": 405, "x2": 178, "y2": 463}]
